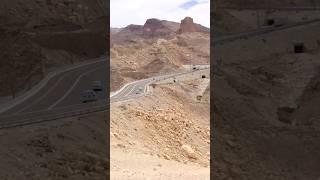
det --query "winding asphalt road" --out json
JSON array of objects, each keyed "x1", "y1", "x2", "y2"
[
  {"x1": 110, "y1": 66, "x2": 210, "y2": 102},
  {"x1": 0, "y1": 54, "x2": 208, "y2": 128},
  {"x1": 0, "y1": 58, "x2": 107, "y2": 117}
]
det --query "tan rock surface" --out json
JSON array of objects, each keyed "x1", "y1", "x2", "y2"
[{"x1": 111, "y1": 79, "x2": 210, "y2": 179}]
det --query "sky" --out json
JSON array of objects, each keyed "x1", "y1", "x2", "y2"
[{"x1": 111, "y1": 0, "x2": 210, "y2": 28}]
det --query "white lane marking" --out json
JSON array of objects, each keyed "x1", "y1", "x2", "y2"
[
  {"x1": 112, "y1": 84, "x2": 132, "y2": 98},
  {"x1": 110, "y1": 79, "x2": 145, "y2": 98},
  {"x1": 16, "y1": 73, "x2": 69, "y2": 113},
  {"x1": 48, "y1": 67, "x2": 104, "y2": 110},
  {"x1": 144, "y1": 84, "x2": 147, "y2": 92},
  {"x1": 125, "y1": 83, "x2": 138, "y2": 97},
  {"x1": 0, "y1": 99, "x2": 107, "y2": 119}
]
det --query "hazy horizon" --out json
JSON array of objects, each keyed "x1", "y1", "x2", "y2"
[
  {"x1": 111, "y1": 0, "x2": 210, "y2": 28},
  {"x1": 110, "y1": 16, "x2": 210, "y2": 29}
]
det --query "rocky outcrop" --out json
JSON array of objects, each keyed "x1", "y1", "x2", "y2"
[
  {"x1": 142, "y1": 18, "x2": 175, "y2": 38},
  {"x1": 112, "y1": 17, "x2": 209, "y2": 45},
  {"x1": 125, "y1": 24, "x2": 143, "y2": 32},
  {"x1": 178, "y1": 17, "x2": 209, "y2": 34},
  {"x1": 114, "y1": 18, "x2": 177, "y2": 43},
  {"x1": 178, "y1": 17, "x2": 199, "y2": 33}
]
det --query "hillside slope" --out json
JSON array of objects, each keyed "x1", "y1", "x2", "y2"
[
  {"x1": 0, "y1": 0, "x2": 107, "y2": 98},
  {"x1": 213, "y1": 17, "x2": 320, "y2": 180}
]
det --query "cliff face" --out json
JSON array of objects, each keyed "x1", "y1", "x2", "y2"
[
  {"x1": 178, "y1": 17, "x2": 200, "y2": 33},
  {"x1": 142, "y1": 18, "x2": 176, "y2": 38}
]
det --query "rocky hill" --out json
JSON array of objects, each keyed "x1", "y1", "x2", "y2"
[
  {"x1": 213, "y1": 14, "x2": 320, "y2": 179},
  {"x1": 111, "y1": 17, "x2": 209, "y2": 46},
  {"x1": 0, "y1": 0, "x2": 107, "y2": 98},
  {"x1": 110, "y1": 17, "x2": 209, "y2": 91}
]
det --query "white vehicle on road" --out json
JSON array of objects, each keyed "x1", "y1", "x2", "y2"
[
  {"x1": 135, "y1": 87, "x2": 143, "y2": 94},
  {"x1": 92, "y1": 81, "x2": 103, "y2": 91},
  {"x1": 81, "y1": 90, "x2": 97, "y2": 103}
]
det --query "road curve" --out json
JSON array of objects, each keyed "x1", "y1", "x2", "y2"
[
  {"x1": 111, "y1": 66, "x2": 210, "y2": 103},
  {"x1": 0, "y1": 59, "x2": 107, "y2": 116},
  {"x1": 0, "y1": 61, "x2": 208, "y2": 129},
  {"x1": 214, "y1": 18, "x2": 320, "y2": 45}
]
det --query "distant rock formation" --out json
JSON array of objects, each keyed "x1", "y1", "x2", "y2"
[
  {"x1": 124, "y1": 24, "x2": 143, "y2": 32},
  {"x1": 142, "y1": 18, "x2": 174, "y2": 38},
  {"x1": 178, "y1": 17, "x2": 199, "y2": 33},
  {"x1": 112, "y1": 17, "x2": 209, "y2": 45},
  {"x1": 116, "y1": 18, "x2": 175, "y2": 40},
  {"x1": 178, "y1": 17, "x2": 209, "y2": 34}
]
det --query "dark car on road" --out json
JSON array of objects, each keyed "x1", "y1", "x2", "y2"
[{"x1": 81, "y1": 90, "x2": 97, "y2": 103}]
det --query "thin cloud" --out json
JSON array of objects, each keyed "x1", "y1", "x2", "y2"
[
  {"x1": 180, "y1": 0, "x2": 199, "y2": 10},
  {"x1": 111, "y1": 0, "x2": 210, "y2": 28}
]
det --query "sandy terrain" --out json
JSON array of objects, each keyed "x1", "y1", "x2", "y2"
[
  {"x1": 111, "y1": 78, "x2": 210, "y2": 179},
  {"x1": 111, "y1": 150, "x2": 209, "y2": 180},
  {"x1": 213, "y1": 11, "x2": 320, "y2": 180},
  {"x1": 0, "y1": 112, "x2": 107, "y2": 180}
]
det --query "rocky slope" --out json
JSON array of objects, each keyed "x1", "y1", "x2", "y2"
[
  {"x1": 111, "y1": 78, "x2": 210, "y2": 179},
  {"x1": 0, "y1": 112, "x2": 107, "y2": 179},
  {"x1": 0, "y1": 0, "x2": 107, "y2": 98},
  {"x1": 213, "y1": 16, "x2": 320, "y2": 179},
  {"x1": 213, "y1": 0, "x2": 320, "y2": 35}
]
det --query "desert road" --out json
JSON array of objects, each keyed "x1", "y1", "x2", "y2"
[
  {"x1": 1, "y1": 58, "x2": 107, "y2": 116},
  {"x1": 110, "y1": 66, "x2": 210, "y2": 102},
  {"x1": 0, "y1": 57, "x2": 208, "y2": 128},
  {"x1": 214, "y1": 18, "x2": 320, "y2": 45},
  {"x1": 0, "y1": 57, "x2": 108, "y2": 128}
]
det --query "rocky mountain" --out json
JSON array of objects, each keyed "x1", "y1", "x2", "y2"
[
  {"x1": 110, "y1": 17, "x2": 210, "y2": 91},
  {"x1": 111, "y1": 17, "x2": 209, "y2": 46}
]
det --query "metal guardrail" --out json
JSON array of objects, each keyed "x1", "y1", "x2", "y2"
[
  {"x1": 0, "y1": 103, "x2": 108, "y2": 129},
  {"x1": 213, "y1": 19, "x2": 320, "y2": 45},
  {"x1": 217, "y1": 6, "x2": 320, "y2": 10}
]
